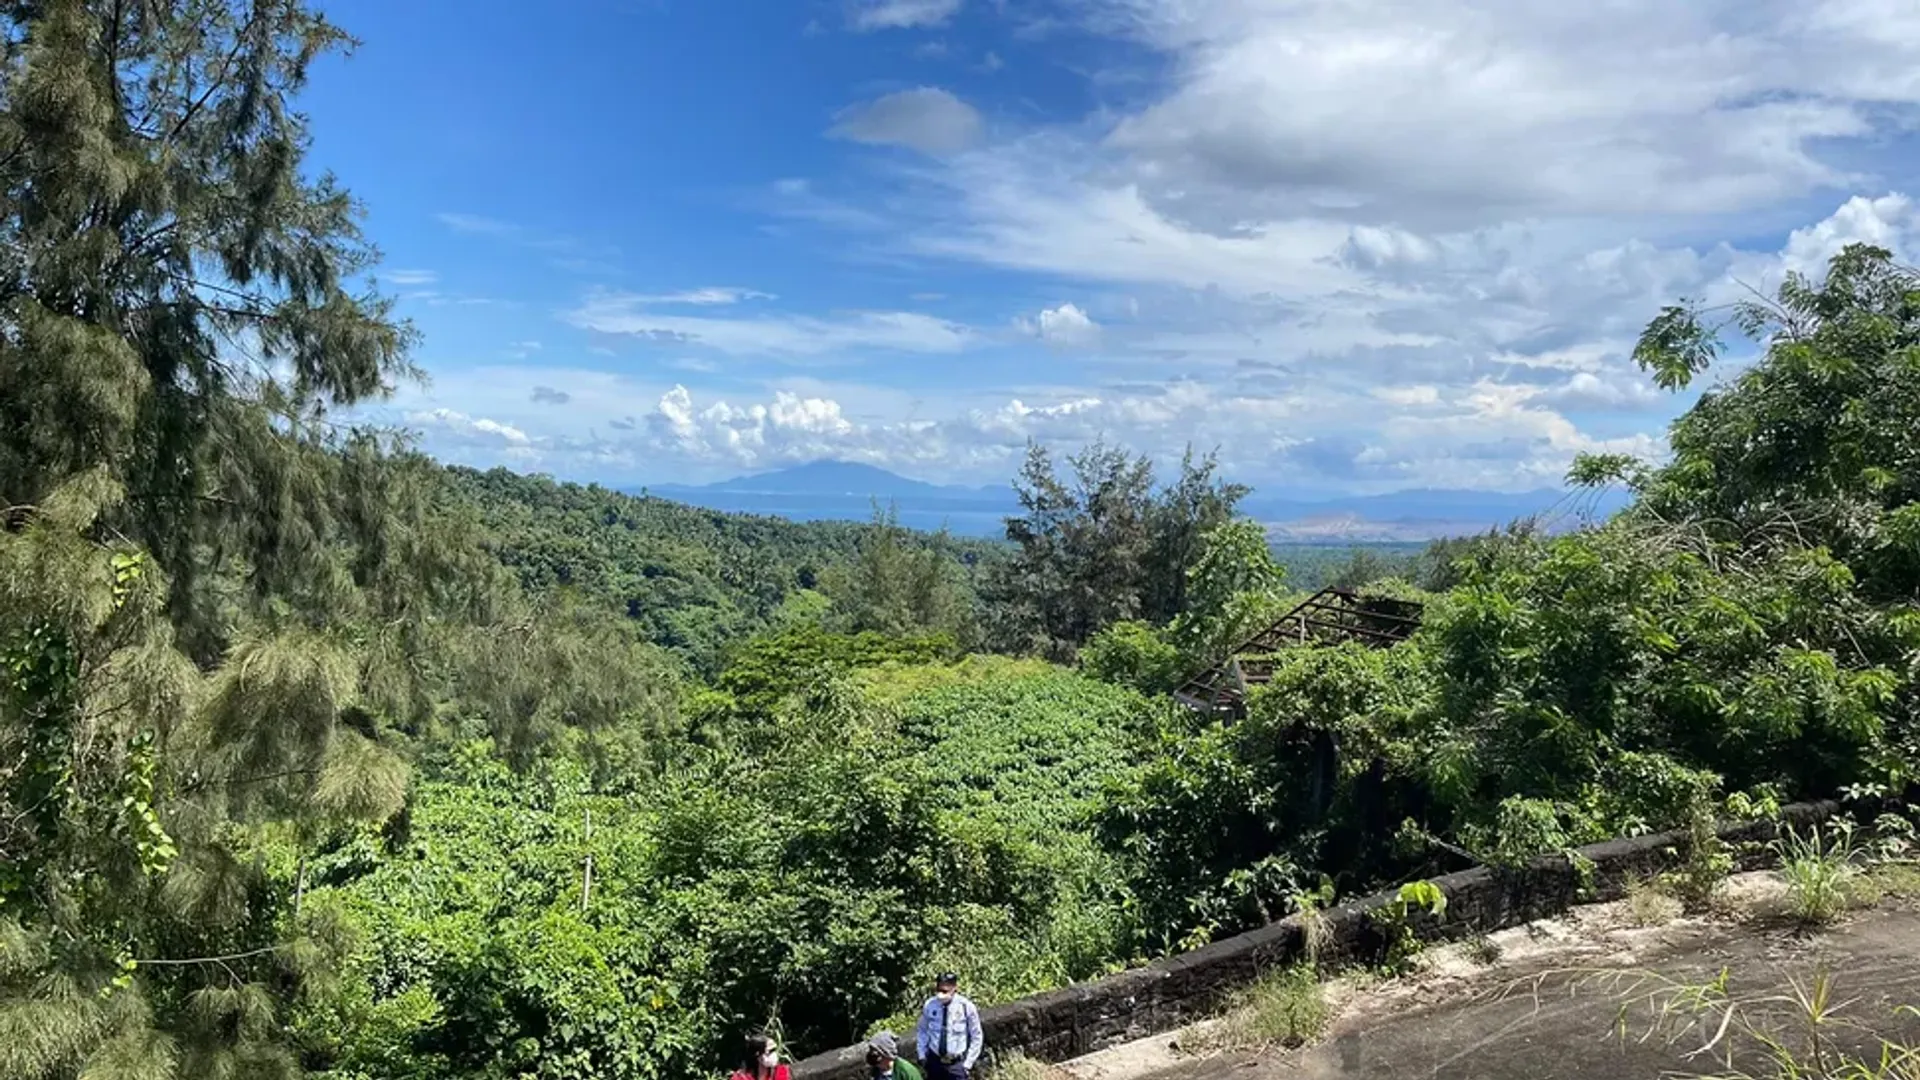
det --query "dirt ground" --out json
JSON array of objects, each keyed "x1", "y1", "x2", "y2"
[{"x1": 1054, "y1": 872, "x2": 1920, "y2": 1080}]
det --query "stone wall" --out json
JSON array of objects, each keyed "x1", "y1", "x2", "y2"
[{"x1": 790, "y1": 799, "x2": 1843, "y2": 1080}]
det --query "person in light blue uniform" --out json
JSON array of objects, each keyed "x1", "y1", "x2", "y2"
[{"x1": 914, "y1": 972, "x2": 983, "y2": 1080}]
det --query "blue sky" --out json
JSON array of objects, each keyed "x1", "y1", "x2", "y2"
[{"x1": 305, "y1": 0, "x2": 1920, "y2": 495}]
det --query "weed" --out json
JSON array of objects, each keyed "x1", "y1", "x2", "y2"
[
  {"x1": 1369, "y1": 881, "x2": 1448, "y2": 976},
  {"x1": 1289, "y1": 877, "x2": 1337, "y2": 969},
  {"x1": 1867, "y1": 860, "x2": 1920, "y2": 900},
  {"x1": 1597, "y1": 964, "x2": 1920, "y2": 1080},
  {"x1": 1196, "y1": 965, "x2": 1330, "y2": 1051},
  {"x1": 1464, "y1": 933, "x2": 1503, "y2": 966},
  {"x1": 1661, "y1": 786, "x2": 1732, "y2": 914},
  {"x1": 982, "y1": 1050, "x2": 1069, "y2": 1080},
  {"x1": 1568, "y1": 849, "x2": 1599, "y2": 901},
  {"x1": 1625, "y1": 873, "x2": 1682, "y2": 927},
  {"x1": 1773, "y1": 821, "x2": 1866, "y2": 927}
]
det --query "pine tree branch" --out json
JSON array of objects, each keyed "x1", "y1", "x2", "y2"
[
  {"x1": 159, "y1": 15, "x2": 257, "y2": 152},
  {"x1": 178, "y1": 766, "x2": 322, "y2": 796},
  {"x1": 133, "y1": 943, "x2": 284, "y2": 966}
]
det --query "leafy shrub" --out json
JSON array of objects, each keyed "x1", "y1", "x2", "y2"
[
  {"x1": 1662, "y1": 784, "x2": 1733, "y2": 914},
  {"x1": 1080, "y1": 620, "x2": 1187, "y2": 695},
  {"x1": 1370, "y1": 882, "x2": 1448, "y2": 976}
]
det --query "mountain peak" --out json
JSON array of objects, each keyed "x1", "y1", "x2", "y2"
[{"x1": 669, "y1": 460, "x2": 976, "y2": 498}]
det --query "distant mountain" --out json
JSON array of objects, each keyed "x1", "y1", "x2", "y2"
[
  {"x1": 636, "y1": 462, "x2": 1631, "y2": 541},
  {"x1": 641, "y1": 461, "x2": 1017, "y2": 535},
  {"x1": 653, "y1": 460, "x2": 1006, "y2": 501}
]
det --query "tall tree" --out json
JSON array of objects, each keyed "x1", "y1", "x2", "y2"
[
  {"x1": 829, "y1": 501, "x2": 971, "y2": 640},
  {"x1": 998, "y1": 440, "x2": 1155, "y2": 658},
  {"x1": 0, "y1": 3, "x2": 429, "y2": 1076},
  {"x1": 0, "y1": 0, "x2": 413, "y2": 653},
  {"x1": 995, "y1": 441, "x2": 1251, "y2": 658},
  {"x1": 1142, "y1": 448, "x2": 1249, "y2": 624},
  {"x1": 1609, "y1": 243, "x2": 1920, "y2": 602}
]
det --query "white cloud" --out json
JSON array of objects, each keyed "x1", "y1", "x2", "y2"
[
  {"x1": 831, "y1": 88, "x2": 985, "y2": 157},
  {"x1": 650, "y1": 385, "x2": 859, "y2": 463},
  {"x1": 1529, "y1": 372, "x2": 1664, "y2": 412},
  {"x1": 627, "y1": 287, "x2": 776, "y2": 305},
  {"x1": 399, "y1": 0, "x2": 1920, "y2": 494},
  {"x1": 435, "y1": 212, "x2": 517, "y2": 236},
  {"x1": 1016, "y1": 302, "x2": 1102, "y2": 348},
  {"x1": 567, "y1": 293, "x2": 975, "y2": 357},
  {"x1": 1373, "y1": 385, "x2": 1441, "y2": 408},
  {"x1": 386, "y1": 269, "x2": 438, "y2": 286},
  {"x1": 402, "y1": 191, "x2": 1919, "y2": 492},
  {"x1": 1090, "y1": 0, "x2": 1920, "y2": 232},
  {"x1": 406, "y1": 407, "x2": 533, "y2": 447},
  {"x1": 848, "y1": 0, "x2": 962, "y2": 31}
]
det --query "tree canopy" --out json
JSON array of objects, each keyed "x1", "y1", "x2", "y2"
[{"x1": 4, "y1": 1, "x2": 1919, "y2": 1076}]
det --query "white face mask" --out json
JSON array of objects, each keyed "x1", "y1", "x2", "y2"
[
  {"x1": 761, "y1": 1051, "x2": 779, "y2": 1069},
  {"x1": 936, "y1": 990, "x2": 954, "y2": 1003}
]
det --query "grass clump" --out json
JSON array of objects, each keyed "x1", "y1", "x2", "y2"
[
  {"x1": 1464, "y1": 933, "x2": 1503, "y2": 966},
  {"x1": 1774, "y1": 821, "x2": 1868, "y2": 927},
  {"x1": 1202, "y1": 965, "x2": 1330, "y2": 1051},
  {"x1": 1626, "y1": 873, "x2": 1683, "y2": 927},
  {"x1": 981, "y1": 1050, "x2": 1069, "y2": 1080}
]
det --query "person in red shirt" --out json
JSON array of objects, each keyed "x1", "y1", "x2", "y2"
[{"x1": 727, "y1": 1033, "x2": 791, "y2": 1080}]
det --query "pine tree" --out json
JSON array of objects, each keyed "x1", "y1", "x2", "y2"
[{"x1": 0, "y1": 3, "x2": 430, "y2": 1076}]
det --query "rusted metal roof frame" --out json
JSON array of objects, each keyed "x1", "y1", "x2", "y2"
[{"x1": 1170, "y1": 586, "x2": 1425, "y2": 717}]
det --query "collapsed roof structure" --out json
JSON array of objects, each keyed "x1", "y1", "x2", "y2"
[{"x1": 1171, "y1": 586, "x2": 1425, "y2": 719}]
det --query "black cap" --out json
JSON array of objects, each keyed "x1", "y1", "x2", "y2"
[{"x1": 935, "y1": 972, "x2": 959, "y2": 987}]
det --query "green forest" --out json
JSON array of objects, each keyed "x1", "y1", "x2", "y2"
[{"x1": 3, "y1": 3, "x2": 1919, "y2": 1079}]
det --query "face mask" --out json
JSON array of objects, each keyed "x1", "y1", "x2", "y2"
[
  {"x1": 761, "y1": 1051, "x2": 779, "y2": 1069},
  {"x1": 937, "y1": 990, "x2": 954, "y2": 1003}
]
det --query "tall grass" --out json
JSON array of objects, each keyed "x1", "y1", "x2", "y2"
[
  {"x1": 1600, "y1": 965, "x2": 1920, "y2": 1080},
  {"x1": 1773, "y1": 822, "x2": 1867, "y2": 927},
  {"x1": 1195, "y1": 965, "x2": 1330, "y2": 1052}
]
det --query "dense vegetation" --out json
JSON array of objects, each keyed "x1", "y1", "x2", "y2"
[{"x1": 3, "y1": 3, "x2": 1917, "y2": 1080}]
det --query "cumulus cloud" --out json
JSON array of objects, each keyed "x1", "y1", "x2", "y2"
[
  {"x1": 567, "y1": 293, "x2": 975, "y2": 357},
  {"x1": 848, "y1": 0, "x2": 961, "y2": 31},
  {"x1": 385, "y1": 360, "x2": 1656, "y2": 493},
  {"x1": 406, "y1": 0, "x2": 1920, "y2": 494},
  {"x1": 389, "y1": 192, "x2": 1919, "y2": 492},
  {"x1": 406, "y1": 408, "x2": 533, "y2": 447},
  {"x1": 1016, "y1": 302, "x2": 1102, "y2": 348},
  {"x1": 1529, "y1": 372, "x2": 1664, "y2": 412},
  {"x1": 830, "y1": 88, "x2": 984, "y2": 156}
]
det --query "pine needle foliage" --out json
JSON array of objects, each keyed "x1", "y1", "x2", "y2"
[{"x1": 0, "y1": 5, "x2": 660, "y2": 1077}]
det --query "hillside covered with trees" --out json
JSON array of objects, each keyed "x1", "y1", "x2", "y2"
[{"x1": 3, "y1": 3, "x2": 1918, "y2": 1080}]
